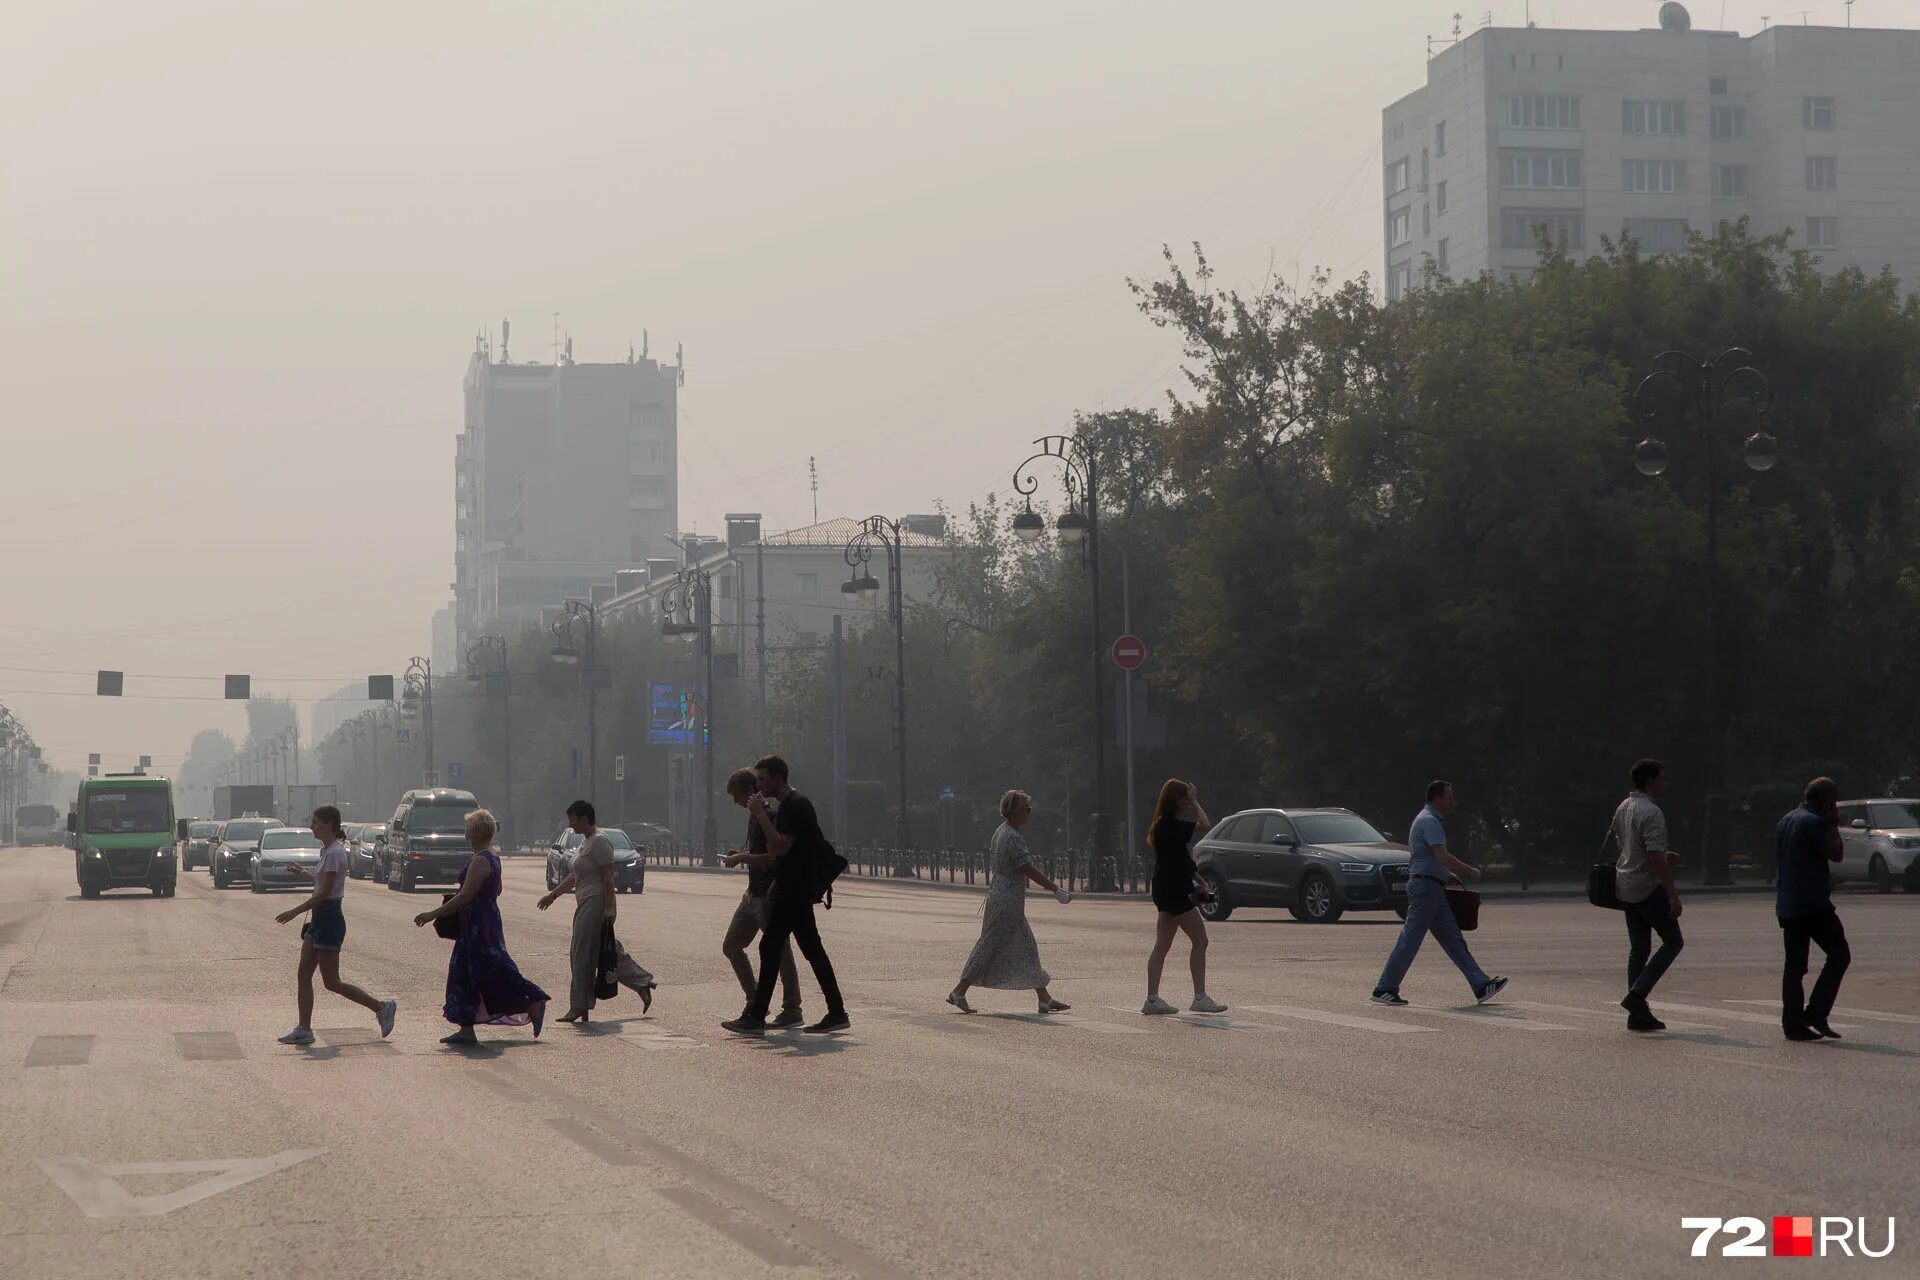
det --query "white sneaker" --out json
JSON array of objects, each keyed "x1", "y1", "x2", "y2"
[
  {"x1": 277, "y1": 1027, "x2": 315, "y2": 1046},
  {"x1": 1190, "y1": 994, "x2": 1228, "y2": 1014},
  {"x1": 1141, "y1": 996, "x2": 1177, "y2": 1016},
  {"x1": 377, "y1": 1000, "x2": 397, "y2": 1039}
]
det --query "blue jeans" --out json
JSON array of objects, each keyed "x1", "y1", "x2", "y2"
[{"x1": 1375, "y1": 877, "x2": 1488, "y2": 996}]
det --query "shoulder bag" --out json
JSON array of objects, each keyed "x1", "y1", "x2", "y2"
[
  {"x1": 1588, "y1": 818, "x2": 1626, "y2": 911},
  {"x1": 433, "y1": 893, "x2": 461, "y2": 940}
]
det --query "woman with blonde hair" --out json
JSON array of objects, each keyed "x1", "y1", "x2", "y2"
[
  {"x1": 947, "y1": 789, "x2": 1072, "y2": 1015},
  {"x1": 1143, "y1": 778, "x2": 1226, "y2": 1015},
  {"x1": 414, "y1": 808, "x2": 549, "y2": 1045}
]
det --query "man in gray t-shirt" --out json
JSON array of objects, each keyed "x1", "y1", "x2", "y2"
[{"x1": 1611, "y1": 759, "x2": 1684, "y2": 1030}]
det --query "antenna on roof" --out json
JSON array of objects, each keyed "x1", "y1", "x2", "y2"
[
  {"x1": 501, "y1": 318, "x2": 510, "y2": 363},
  {"x1": 550, "y1": 312, "x2": 561, "y2": 365},
  {"x1": 642, "y1": 329, "x2": 649, "y2": 359},
  {"x1": 1847, "y1": 0, "x2": 1855, "y2": 27},
  {"x1": 809, "y1": 456, "x2": 819, "y2": 523},
  {"x1": 676, "y1": 342, "x2": 685, "y2": 387}
]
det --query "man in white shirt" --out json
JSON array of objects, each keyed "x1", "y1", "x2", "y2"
[{"x1": 1613, "y1": 758, "x2": 1684, "y2": 1032}]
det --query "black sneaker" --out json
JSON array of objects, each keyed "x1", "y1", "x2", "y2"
[
  {"x1": 1625, "y1": 1006, "x2": 1666, "y2": 1033},
  {"x1": 769, "y1": 1010, "x2": 806, "y2": 1029},
  {"x1": 1370, "y1": 990, "x2": 1409, "y2": 1006},
  {"x1": 1783, "y1": 1024, "x2": 1821, "y2": 1042},
  {"x1": 721, "y1": 1015, "x2": 767, "y2": 1037},
  {"x1": 1809, "y1": 1019, "x2": 1843, "y2": 1040},
  {"x1": 804, "y1": 1012, "x2": 851, "y2": 1035},
  {"x1": 1475, "y1": 976, "x2": 1509, "y2": 1005}
]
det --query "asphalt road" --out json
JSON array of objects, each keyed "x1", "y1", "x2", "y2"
[{"x1": 1, "y1": 846, "x2": 1914, "y2": 1279}]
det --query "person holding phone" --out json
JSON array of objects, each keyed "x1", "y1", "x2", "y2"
[
  {"x1": 273, "y1": 805, "x2": 396, "y2": 1046},
  {"x1": 1143, "y1": 778, "x2": 1226, "y2": 1015},
  {"x1": 947, "y1": 790, "x2": 1072, "y2": 1016},
  {"x1": 1775, "y1": 776, "x2": 1850, "y2": 1041},
  {"x1": 718, "y1": 768, "x2": 803, "y2": 1026}
]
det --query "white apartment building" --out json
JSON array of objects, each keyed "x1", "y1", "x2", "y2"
[{"x1": 1382, "y1": 9, "x2": 1920, "y2": 296}]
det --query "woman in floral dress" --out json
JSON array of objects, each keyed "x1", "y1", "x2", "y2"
[
  {"x1": 947, "y1": 790, "x2": 1073, "y2": 1015},
  {"x1": 414, "y1": 808, "x2": 549, "y2": 1045}
]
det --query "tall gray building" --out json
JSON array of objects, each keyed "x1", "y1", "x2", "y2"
[
  {"x1": 1382, "y1": 8, "x2": 1920, "y2": 296},
  {"x1": 453, "y1": 327, "x2": 682, "y2": 651}
]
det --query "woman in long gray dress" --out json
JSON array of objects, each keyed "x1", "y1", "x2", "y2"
[{"x1": 947, "y1": 790, "x2": 1073, "y2": 1015}]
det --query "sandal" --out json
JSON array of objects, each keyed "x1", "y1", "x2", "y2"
[
  {"x1": 1041, "y1": 998, "x2": 1071, "y2": 1013},
  {"x1": 945, "y1": 990, "x2": 975, "y2": 1014}
]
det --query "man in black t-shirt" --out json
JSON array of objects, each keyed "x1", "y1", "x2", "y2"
[{"x1": 722, "y1": 754, "x2": 848, "y2": 1035}]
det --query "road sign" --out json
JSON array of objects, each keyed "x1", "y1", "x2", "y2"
[
  {"x1": 423, "y1": 769, "x2": 439, "y2": 787},
  {"x1": 939, "y1": 786, "x2": 955, "y2": 800},
  {"x1": 88, "y1": 753, "x2": 101, "y2": 766},
  {"x1": 138, "y1": 755, "x2": 151, "y2": 769},
  {"x1": 1111, "y1": 634, "x2": 1149, "y2": 671},
  {"x1": 396, "y1": 727, "x2": 411, "y2": 745},
  {"x1": 448, "y1": 761, "x2": 463, "y2": 782},
  {"x1": 613, "y1": 754, "x2": 626, "y2": 782}
]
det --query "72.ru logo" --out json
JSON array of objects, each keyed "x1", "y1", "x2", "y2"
[{"x1": 1682, "y1": 1217, "x2": 1896, "y2": 1258}]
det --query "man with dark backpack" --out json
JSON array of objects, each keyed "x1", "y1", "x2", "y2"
[{"x1": 722, "y1": 755, "x2": 850, "y2": 1036}]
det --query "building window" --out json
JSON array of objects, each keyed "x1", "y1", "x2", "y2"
[
  {"x1": 1386, "y1": 158, "x2": 1410, "y2": 194},
  {"x1": 1500, "y1": 209, "x2": 1584, "y2": 251},
  {"x1": 1386, "y1": 121, "x2": 1406, "y2": 143},
  {"x1": 1804, "y1": 97, "x2": 1836, "y2": 130},
  {"x1": 1435, "y1": 120, "x2": 1446, "y2": 156},
  {"x1": 1500, "y1": 150, "x2": 1583, "y2": 189},
  {"x1": 1387, "y1": 262, "x2": 1412, "y2": 301},
  {"x1": 719, "y1": 574, "x2": 735, "y2": 601},
  {"x1": 1623, "y1": 159, "x2": 1686, "y2": 194},
  {"x1": 1422, "y1": 203, "x2": 1431, "y2": 237},
  {"x1": 1711, "y1": 105, "x2": 1746, "y2": 139},
  {"x1": 1388, "y1": 207, "x2": 1411, "y2": 248},
  {"x1": 1806, "y1": 216, "x2": 1839, "y2": 249},
  {"x1": 1624, "y1": 217, "x2": 1691, "y2": 254},
  {"x1": 1437, "y1": 238, "x2": 1450, "y2": 273},
  {"x1": 1502, "y1": 93, "x2": 1581, "y2": 129},
  {"x1": 1806, "y1": 156, "x2": 1838, "y2": 190},
  {"x1": 1622, "y1": 100, "x2": 1685, "y2": 135},
  {"x1": 794, "y1": 573, "x2": 818, "y2": 599},
  {"x1": 1710, "y1": 77, "x2": 1727, "y2": 95},
  {"x1": 629, "y1": 474, "x2": 665, "y2": 497},
  {"x1": 1435, "y1": 180, "x2": 1448, "y2": 214},
  {"x1": 1713, "y1": 164, "x2": 1748, "y2": 198}
]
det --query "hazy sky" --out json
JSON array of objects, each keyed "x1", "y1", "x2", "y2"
[{"x1": 0, "y1": 0, "x2": 1889, "y2": 774}]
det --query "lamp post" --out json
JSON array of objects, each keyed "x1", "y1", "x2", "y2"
[
  {"x1": 401, "y1": 657, "x2": 435, "y2": 788},
  {"x1": 1631, "y1": 347, "x2": 1779, "y2": 886},
  {"x1": 550, "y1": 601, "x2": 601, "y2": 807},
  {"x1": 467, "y1": 634, "x2": 512, "y2": 848},
  {"x1": 844, "y1": 515, "x2": 910, "y2": 851},
  {"x1": 662, "y1": 568, "x2": 717, "y2": 864},
  {"x1": 1012, "y1": 432, "x2": 1114, "y2": 891}
]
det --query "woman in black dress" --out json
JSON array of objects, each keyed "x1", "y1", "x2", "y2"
[{"x1": 1144, "y1": 778, "x2": 1226, "y2": 1015}]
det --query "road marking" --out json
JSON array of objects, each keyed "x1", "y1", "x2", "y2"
[
  {"x1": 622, "y1": 1029, "x2": 705, "y2": 1051},
  {"x1": 545, "y1": 1117, "x2": 643, "y2": 1166},
  {"x1": 1676, "y1": 1052, "x2": 1817, "y2": 1076},
  {"x1": 174, "y1": 1032, "x2": 244, "y2": 1062},
  {"x1": 25, "y1": 1035, "x2": 94, "y2": 1067},
  {"x1": 862, "y1": 1007, "x2": 987, "y2": 1034},
  {"x1": 1104, "y1": 1007, "x2": 1279, "y2": 1033},
  {"x1": 658, "y1": 1185, "x2": 813, "y2": 1267},
  {"x1": 985, "y1": 1011, "x2": 1152, "y2": 1035},
  {"x1": 1399, "y1": 1008, "x2": 1577, "y2": 1031},
  {"x1": 1241, "y1": 1004, "x2": 1436, "y2": 1034},
  {"x1": 1507, "y1": 1001, "x2": 1724, "y2": 1032},
  {"x1": 315, "y1": 1028, "x2": 398, "y2": 1055},
  {"x1": 37, "y1": 1149, "x2": 326, "y2": 1219},
  {"x1": 1725, "y1": 999, "x2": 1920, "y2": 1025},
  {"x1": 1623, "y1": 1001, "x2": 1858, "y2": 1030}
]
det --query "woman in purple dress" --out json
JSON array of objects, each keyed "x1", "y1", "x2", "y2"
[{"x1": 414, "y1": 808, "x2": 548, "y2": 1045}]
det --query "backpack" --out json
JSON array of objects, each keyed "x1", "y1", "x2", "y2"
[{"x1": 815, "y1": 838, "x2": 849, "y2": 908}]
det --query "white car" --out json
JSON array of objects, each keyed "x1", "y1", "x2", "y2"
[
  {"x1": 251, "y1": 827, "x2": 323, "y2": 893},
  {"x1": 1836, "y1": 798, "x2": 1920, "y2": 893}
]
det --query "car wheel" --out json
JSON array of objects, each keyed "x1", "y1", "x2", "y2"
[
  {"x1": 249, "y1": 877, "x2": 262, "y2": 893},
  {"x1": 1196, "y1": 870, "x2": 1232, "y2": 922},
  {"x1": 545, "y1": 865, "x2": 556, "y2": 892},
  {"x1": 1289, "y1": 870, "x2": 1343, "y2": 923},
  {"x1": 81, "y1": 883, "x2": 101, "y2": 899},
  {"x1": 401, "y1": 870, "x2": 416, "y2": 893},
  {"x1": 1871, "y1": 854, "x2": 1892, "y2": 893}
]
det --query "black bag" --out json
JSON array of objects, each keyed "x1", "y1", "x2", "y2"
[
  {"x1": 1445, "y1": 886, "x2": 1480, "y2": 932},
  {"x1": 815, "y1": 838, "x2": 849, "y2": 909},
  {"x1": 433, "y1": 893, "x2": 461, "y2": 939},
  {"x1": 594, "y1": 921, "x2": 620, "y2": 1000},
  {"x1": 1588, "y1": 821, "x2": 1627, "y2": 911}
]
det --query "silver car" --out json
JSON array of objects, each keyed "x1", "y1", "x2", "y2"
[
  {"x1": 1836, "y1": 798, "x2": 1920, "y2": 893},
  {"x1": 250, "y1": 826, "x2": 322, "y2": 893},
  {"x1": 1192, "y1": 807, "x2": 1412, "y2": 924}
]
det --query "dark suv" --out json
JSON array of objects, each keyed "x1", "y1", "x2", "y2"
[
  {"x1": 1192, "y1": 807, "x2": 1411, "y2": 924},
  {"x1": 182, "y1": 820, "x2": 219, "y2": 871},
  {"x1": 381, "y1": 788, "x2": 480, "y2": 892}
]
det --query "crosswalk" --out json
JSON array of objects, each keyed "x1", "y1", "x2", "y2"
[{"x1": 11, "y1": 994, "x2": 1920, "y2": 1065}]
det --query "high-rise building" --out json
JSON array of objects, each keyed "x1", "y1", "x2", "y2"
[
  {"x1": 1382, "y1": 9, "x2": 1920, "y2": 296},
  {"x1": 453, "y1": 327, "x2": 682, "y2": 652}
]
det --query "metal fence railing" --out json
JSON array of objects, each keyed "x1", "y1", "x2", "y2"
[{"x1": 640, "y1": 840, "x2": 1155, "y2": 895}]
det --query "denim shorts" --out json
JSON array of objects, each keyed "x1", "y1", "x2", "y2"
[{"x1": 302, "y1": 899, "x2": 347, "y2": 951}]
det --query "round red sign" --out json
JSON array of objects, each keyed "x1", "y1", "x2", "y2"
[{"x1": 1110, "y1": 634, "x2": 1149, "y2": 671}]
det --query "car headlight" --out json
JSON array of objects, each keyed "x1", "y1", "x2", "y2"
[
  {"x1": 155, "y1": 848, "x2": 173, "y2": 858},
  {"x1": 1891, "y1": 837, "x2": 1920, "y2": 849},
  {"x1": 1339, "y1": 862, "x2": 1375, "y2": 873},
  {"x1": 87, "y1": 849, "x2": 103, "y2": 859}
]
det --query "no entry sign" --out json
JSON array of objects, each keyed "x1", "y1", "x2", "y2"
[{"x1": 1111, "y1": 634, "x2": 1149, "y2": 671}]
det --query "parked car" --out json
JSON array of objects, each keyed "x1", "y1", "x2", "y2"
[
  {"x1": 1192, "y1": 807, "x2": 1412, "y2": 924},
  {"x1": 1836, "y1": 798, "x2": 1920, "y2": 893},
  {"x1": 182, "y1": 820, "x2": 220, "y2": 871},
  {"x1": 618, "y1": 821, "x2": 673, "y2": 850},
  {"x1": 381, "y1": 788, "x2": 481, "y2": 892},
  {"x1": 250, "y1": 826, "x2": 323, "y2": 893},
  {"x1": 345, "y1": 822, "x2": 381, "y2": 880},
  {"x1": 210, "y1": 817, "x2": 285, "y2": 890},
  {"x1": 546, "y1": 826, "x2": 646, "y2": 894}
]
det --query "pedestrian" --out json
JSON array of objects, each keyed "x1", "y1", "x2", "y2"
[
  {"x1": 718, "y1": 767, "x2": 803, "y2": 1027},
  {"x1": 414, "y1": 808, "x2": 549, "y2": 1045},
  {"x1": 1775, "y1": 776, "x2": 1849, "y2": 1041},
  {"x1": 1613, "y1": 758, "x2": 1685, "y2": 1031},
  {"x1": 273, "y1": 804, "x2": 396, "y2": 1046},
  {"x1": 537, "y1": 799, "x2": 657, "y2": 1024},
  {"x1": 1371, "y1": 780, "x2": 1507, "y2": 1007},
  {"x1": 1143, "y1": 778, "x2": 1227, "y2": 1015},
  {"x1": 721, "y1": 755, "x2": 849, "y2": 1036},
  {"x1": 947, "y1": 790, "x2": 1073, "y2": 1015}
]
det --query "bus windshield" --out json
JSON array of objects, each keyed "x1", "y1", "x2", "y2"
[{"x1": 85, "y1": 790, "x2": 170, "y2": 834}]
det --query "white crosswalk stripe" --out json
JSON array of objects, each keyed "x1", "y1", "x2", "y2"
[
  {"x1": 1623, "y1": 1000, "x2": 1858, "y2": 1030},
  {"x1": 1724, "y1": 999, "x2": 1920, "y2": 1025},
  {"x1": 1241, "y1": 1004, "x2": 1435, "y2": 1034},
  {"x1": 1506, "y1": 1001, "x2": 1725, "y2": 1032},
  {"x1": 1396, "y1": 1007, "x2": 1577, "y2": 1031}
]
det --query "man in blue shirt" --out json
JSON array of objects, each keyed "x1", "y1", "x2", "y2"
[
  {"x1": 1775, "y1": 776, "x2": 1849, "y2": 1041},
  {"x1": 1371, "y1": 780, "x2": 1508, "y2": 1006}
]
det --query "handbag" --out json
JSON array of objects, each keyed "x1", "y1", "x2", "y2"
[
  {"x1": 1588, "y1": 821, "x2": 1627, "y2": 911},
  {"x1": 1444, "y1": 885, "x2": 1480, "y2": 932},
  {"x1": 594, "y1": 920, "x2": 620, "y2": 1000},
  {"x1": 433, "y1": 893, "x2": 460, "y2": 940}
]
